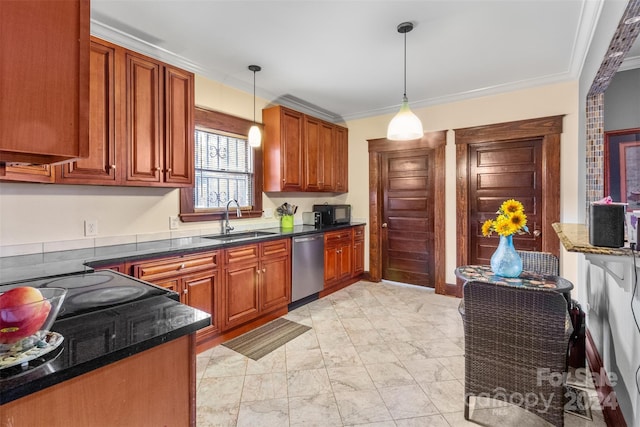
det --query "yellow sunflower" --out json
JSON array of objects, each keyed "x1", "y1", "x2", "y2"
[
  {"x1": 508, "y1": 211, "x2": 527, "y2": 231},
  {"x1": 500, "y1": 199, "x2": 524, "y2": 216},
  {"x1": 481, "y1": 219, "x2": 494, "y2": 237},
  {"x1": 494, "y1": 215, "x2": 515, "y2": 236}
]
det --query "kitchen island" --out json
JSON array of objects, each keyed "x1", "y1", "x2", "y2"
[{"x1": 0, "y1": 272, "x2": 210, "y2": 426}]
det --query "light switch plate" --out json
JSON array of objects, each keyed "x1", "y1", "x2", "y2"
[{"x1": 263, "y1": 208, "x2": 273, "y2": 219}]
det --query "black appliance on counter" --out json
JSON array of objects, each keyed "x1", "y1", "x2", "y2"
[{"x1": 313, "y1": 204, "x2": 351, "y2": 226}]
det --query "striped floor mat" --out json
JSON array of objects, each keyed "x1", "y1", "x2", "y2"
[{"x1": 222, "y1": 318, "x2": 311, "y2": 360}]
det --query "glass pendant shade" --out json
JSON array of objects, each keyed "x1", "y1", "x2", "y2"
[
  {"x1": 248, "y1": 124, "x2": 261, "y2": 147},
  {"x1": 387, "y1": 96, "x2": 423, "y2": 141}
]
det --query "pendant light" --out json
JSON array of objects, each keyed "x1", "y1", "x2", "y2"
[
  {"x1": 248, "y1": 65, "x2": 262, "y2": 148},
  {"x1": 387, "y1": 22, "x2": 424, "y2": 141}
]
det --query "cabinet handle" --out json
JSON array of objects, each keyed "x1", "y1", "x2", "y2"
[
  {"x1": 179, "y1": 263, "x2": 186, "y2": 270},
  {"x1": 183, "y1": 289, "x2": 188, "y2": 294},
  {"x1": 154, "y1": 167, "x2": 161, "y2": 172},
  {"x1": 382, "y1": 223, "x2": 388, "y2": 228},
  {"x1": 110, "y1": 165, "x2": 116, "y2": 170},
  {"x1": 262, "y1": 268, "x2": 266, "y2": 273},
  {"x1": 166, "y1": 168, "x2": 172, "y2": 173}
]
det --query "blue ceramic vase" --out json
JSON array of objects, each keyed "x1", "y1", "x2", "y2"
[{"x1": 490, "y1": 235, "x2": 523, "y2": 278}]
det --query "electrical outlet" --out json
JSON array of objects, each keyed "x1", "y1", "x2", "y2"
[
  {"x1": 84, "y1": 220, "x2": 98, "y2": 237},
  {"x1": 169, "y1": 216, "x2": 179, "y2": 230},
  {"x1": 263, "y1": 208, "x2": 273, "y2": 219}
]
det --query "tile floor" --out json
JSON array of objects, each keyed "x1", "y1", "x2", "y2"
[{"x1": 195, "y1": 280, "x2": 607, "y2": 426}]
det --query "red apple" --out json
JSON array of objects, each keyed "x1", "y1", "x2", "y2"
[{"x1": 0, "y1": 287, "x2": 52, "y2": 343}]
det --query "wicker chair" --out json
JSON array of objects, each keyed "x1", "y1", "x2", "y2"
[
  {"x1": 460, "y1": 280, "x2": 572, "y2": 426},
  {"x1": 517, "y1": 250, "x2": 559, "y2": 275}
]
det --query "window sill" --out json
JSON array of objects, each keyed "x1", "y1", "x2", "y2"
[{"x1": 179, "y1": 210, "x2": 264, "y2": 223}]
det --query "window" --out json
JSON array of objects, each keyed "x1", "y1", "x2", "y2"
[
  {"x1": 194, "y1": 130, "x2": 253, "y2": 209},
  {"x1": 180, "y1": 107, "x2": 263, "y2": 222}
]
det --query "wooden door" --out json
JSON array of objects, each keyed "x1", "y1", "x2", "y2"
[
  {"x1": 337, "y1": 240, "x2": 353, "y2": 282},
  {"x1": 304, "y1": 116, "x2": 322, "y2": 191},
  {"x1": 59, "y1": 39, "x2": 118, "y2": 184},
  {"x1": 0, "y1": 164, "x2": 55, "y2": 183},
  {"x1": 163, "y1": 66, "x2": 194, "y2": 186},
  {"x1": 324, "y1": 245, "x2": 339, "y2": 286},
  {"x1": 381, "y1": 149, "x2": 436, "y2": 287},
  {"x1": 125, "y1": 52, "x2": 162, "y2": 184},
  {"x1": 469, "y1": 139, "x2": 544, "y2": 265}
]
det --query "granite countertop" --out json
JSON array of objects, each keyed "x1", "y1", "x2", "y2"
[
  {"x1": 0, "y1": 223, "x2": 365, "y2": 285},
  {"x1": 552, "y1": 223, "x2": 636, "y2": 256},
  {"x1": 0, "y1": 293, "x2": 210, "y2": 405}
]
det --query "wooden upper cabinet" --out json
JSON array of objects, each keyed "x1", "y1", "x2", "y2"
[
  {"x1": 125, "y1": 52, "x2": 163, "y2": 184},
  {"x1": 0, "y1": 0, "x2": 90, "y2": 165},
  {"x1": 334, "y1": 126, "x2": 348, "y2": 193},
  {"x1": 58, "y1": 39, "x2": 118, "y2": 184},
  {"x1": 304, "y1": 116, "x2": 322, "y2": 191},
  {"x1": 320, "y1": 121, "x2": 336, "y2": 191},
  {"x1": 163, "y1": 66, "x2": 194, "y2": 186},
  {"x1": 263, "y1": 106, "x2": 305, "y2": 191},
  {"x1": 263, "y1": 105, "x2": 348, "y2": 193}
]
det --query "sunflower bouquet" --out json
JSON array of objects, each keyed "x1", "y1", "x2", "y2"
[{"x1": 481, "y1": 199, "x2": 529, "y2": 237}]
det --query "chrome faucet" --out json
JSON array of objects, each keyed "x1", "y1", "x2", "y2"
[{"x1": 224, "y1": 199, "x2": 242, "y2": 234}]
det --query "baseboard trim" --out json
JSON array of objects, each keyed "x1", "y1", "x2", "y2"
[{"x1": 585, "y1": 329, "x2": 628, "y2": 427}]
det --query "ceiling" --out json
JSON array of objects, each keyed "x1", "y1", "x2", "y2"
[{"x1": 91, "y1": 0, "x2": 639, "y2": 123}]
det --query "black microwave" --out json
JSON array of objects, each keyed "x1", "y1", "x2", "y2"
[{"x1": 313, "y1": 204, "x2": 351, "y2": 226}]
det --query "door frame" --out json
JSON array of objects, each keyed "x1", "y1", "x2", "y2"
[
  {"x1": 368, "y1": 131, "x2": 447, "y2": 294},
  {"x1": 454, "y1": 115, "x2": 563, "y2": 296}
]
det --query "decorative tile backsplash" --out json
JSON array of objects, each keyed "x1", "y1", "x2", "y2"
[{"x1": 586, "y1": 0, "x2": 640, "y2": 219}]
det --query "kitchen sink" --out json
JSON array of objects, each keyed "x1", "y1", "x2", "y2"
[{"x1": 202, "y1": 231, "x2": 278, "y2": 242}]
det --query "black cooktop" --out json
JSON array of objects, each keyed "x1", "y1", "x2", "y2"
[{"x1": 0, "y1": 270, "x2": 176, "y2": 319}]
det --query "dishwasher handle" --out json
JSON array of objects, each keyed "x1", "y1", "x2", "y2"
[{"x1": 293, "y1": 235, "x2": 323, "y2": 243}]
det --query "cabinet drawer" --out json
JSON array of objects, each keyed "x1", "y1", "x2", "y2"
[
  {"x1": 261, "y1": 239, "x2": 290, "y2": 258},
  {"x1": 224, "y1": 244, "x2": 259, "y2": 265},
  {"x1": 134, "y1": 252, "x2": 218, "y2": 281},
  {"x1": 325, "y1": 230, "x2": 352, "y2": 244},
  {"x1": 353, "y1": 226, "x2": 364, "y2": 240}
]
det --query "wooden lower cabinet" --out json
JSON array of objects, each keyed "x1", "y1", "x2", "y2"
[
  {"x1": 222, "y1": 239, "x2": 291, "y2": 331},
  {"x1": 322, "y1": 226, "x2": 365, "y2": 296},
  {"x1": 1, "y1": 335, "x2": 196, "y2": 427},
  {"x1": 352, "y1": 225, "x2": 365, "y2": 277},
  {"x1": 324, "y1": 229, "x2": 353, "y2": 288},
  {"x1": 132, "y1": 251, "x2": 221, "y2": 343}
]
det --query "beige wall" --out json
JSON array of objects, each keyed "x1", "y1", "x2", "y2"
[
  {"x1": 345, "y1": 81, "x2": 581, "y2": 287},
  {"x1": 0, "y1": 77, "x2": 581, "y2": 292}
]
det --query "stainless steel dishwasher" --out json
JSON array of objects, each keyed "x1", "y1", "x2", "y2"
[{"x1": 291, "y1": 234, "x2": 324, "y2": 303}]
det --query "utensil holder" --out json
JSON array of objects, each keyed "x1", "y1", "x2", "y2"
[{"x1": 281, "y1": 215, "x2": 294, "y2": 229}]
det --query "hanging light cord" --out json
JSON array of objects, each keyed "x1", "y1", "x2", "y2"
[
  {"x1": 253, "y1": 69, "x2": 256, "y2": 123},
  {"x1": 403, "y1": 29, "x2": 407, "y2": 99}
]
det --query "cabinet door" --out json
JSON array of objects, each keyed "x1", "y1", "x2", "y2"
[
  {"x1": 352, "y1": 226, "x2": 365, "y2": 277},
  {"x1": 125, "y1": 52, "x2": 163, "y2": 184},
  {"x1": 152, "y1": 278, "x2": 181, "y2": 296},
  {"x1": 338, "y1": 242, "x2": 353, "y2": 281},
  {"x1": 163, "y1": 66, "x2": 194, "y2": 186},
  {"x1": 0, "y1": 0, "x2": 89, "y2": 164},
  {"x1": 0, "y1": 164, "x2": 54, "y2": 183},
  {"x1": 281, "y1": 108, "x2": 305, "y2": 191},
  {"x1": 260, "y1": 256, "x2": 291, "y2": 312},
  {"x1": 324, "y1": 245, "x2": 339, "y2": 286},
  {"x1": 184, "y1": 270, "x2": 221, "y2": 336},
  {"x1": 304, "y1": 116, "x2": 322, "y2": 191},
  {"x1": 334, "y1": 126, "x2": 348, "y2": 193},
  {"x1": 58, "y1": 39, "x2": 118, "y2": 184},
  {"x1": 320, "y1": 121, "x2": 335, "y2": 191},
  {"x1": 222, "y1": 262, "x2": 260, "y2": 330}
]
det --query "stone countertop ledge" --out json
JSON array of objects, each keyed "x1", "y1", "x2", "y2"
[{"x1": 552, "y1": 223, "x2": 636, "y2": 256}]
